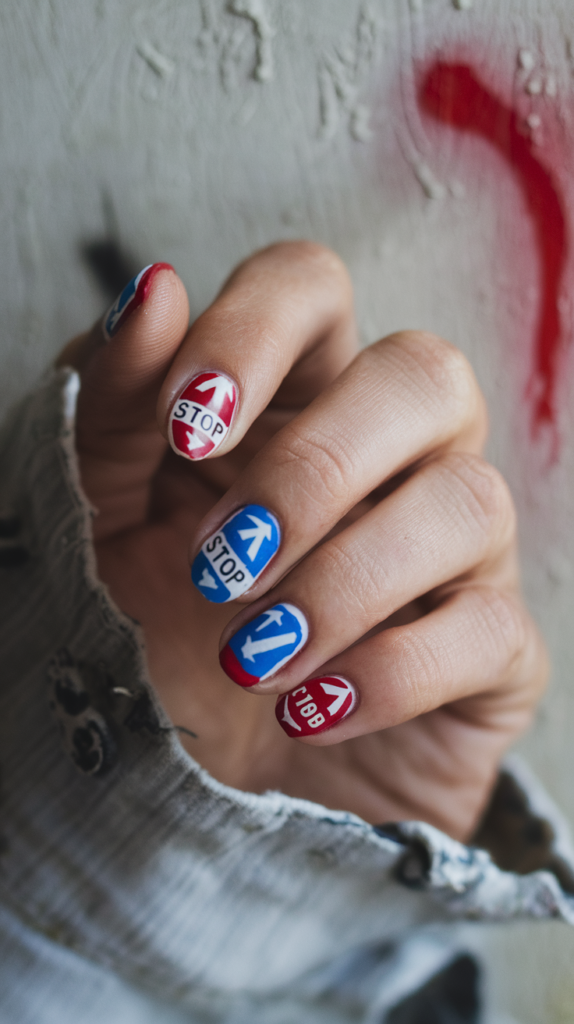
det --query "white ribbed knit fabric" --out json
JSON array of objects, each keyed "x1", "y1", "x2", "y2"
[{"x1": 0, "y1": 370, "x2": 573, "y2": 1023}]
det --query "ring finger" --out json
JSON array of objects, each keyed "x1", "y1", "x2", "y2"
[{"x1": 274, "y1": 582, "x2": 541, "y2": 744}]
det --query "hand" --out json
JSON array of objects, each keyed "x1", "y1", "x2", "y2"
[{"x1": 60, "y1": 242, "x2": 548, "y2": 840}]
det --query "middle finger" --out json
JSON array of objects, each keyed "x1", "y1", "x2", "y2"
[
  {"x1": 218, "y1": 450, "x2": 516, "y2": 690},
  {"x1": 190, "y1": 330, "x2": 487, "y2": 605}
]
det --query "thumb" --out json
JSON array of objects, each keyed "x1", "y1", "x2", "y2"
[{"x1": 59, "y1": 263, "x2": 189, "y2": 539}]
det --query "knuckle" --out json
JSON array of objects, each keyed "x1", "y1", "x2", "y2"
[
  {"x1": 409, "y1": 332, "x2": 474, "y2": 396},
  {"x1": 383, "y1": 588, "x2": 531, "y2": 717},
  {"x1": 276, "y1": 423, "x2": 356, "y2": 510},
  {"x1": 299, "y1": 244, "x2": 354, "y2": 313},
  {"x1": 264, "y1": 241, "x2": 353, "y2": 300},
  {"x1": 483, "y1": 592, "x2": 550, "y2": 699},
  {"x1": 383, "y1": 629, "x2": 445, "y2": 719},
  {"x1": 314, "y1": 539, "x2": 382, "y2": 623},
  {"x1": 383, "y1": 331, "x2": 481, "y2": 432},
  {"x1": 297, "y1": 240, "x2": 345, "y2": 267},
  {"x1": 437, "y1": 453, "x2": 516, "y2": 545},
  {"x1": 289, "y1": 240, "x2": 350, "y2": 279},
  {"x1": 224, "y1": 241, "x2": 353, "y2": 312},
  {"x1": 470, "y1": 586, "x2": 528, "y2": 668},
  {"x1": 397, "y1": 628, "x2": 439, "y2": 685}
]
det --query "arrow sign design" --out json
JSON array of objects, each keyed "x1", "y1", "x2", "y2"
[
  {"x1": 281, "y1": 697, "x2": 301, "y2": 732},
  {"x1": 255, "y1": 609, "x2": 284, "y2": 632},
  {"x1": 198, "y1": 568, "x2": 218, "y2": 589},
  {"x1": 186, "y1": 430, "x2": 205, "y2": 453},
  {"x1": 321, "y1": 681, "x2": 351, "y2": 715},
  {"x1": 238, "y1": 515, "x2": 272, "y2": 560},
  {"x1": 241, "y1": 632, "x2": 297, "y2": 662},
  {"x1": 196, "y1": 375, "x2": 235, "y2": 405}
]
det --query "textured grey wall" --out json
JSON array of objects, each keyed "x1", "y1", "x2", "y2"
[{"x1": 2, "y1": 1, "x2": 574, "y2": 1020}]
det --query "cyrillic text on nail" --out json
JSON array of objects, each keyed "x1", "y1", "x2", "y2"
[{"x1": 276, "y1": 676, "x2": 356, "y2": 737}]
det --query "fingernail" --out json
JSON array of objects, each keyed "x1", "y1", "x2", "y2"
[
  {"x1": 169, "y1": 372, "x2": 237, "y2": 461},
  {"x1": 220, "y1": 603, "x2": 308, "y2": 687},
  {"x1": 191, "y1": 504, "x2": 280, "y2": 603},
  {"x1": 275, "y1": 676, "x2": 357, "y2": 737},
  {"x1": 103, "y1": 263, "x2": 174, "y2": 339}
]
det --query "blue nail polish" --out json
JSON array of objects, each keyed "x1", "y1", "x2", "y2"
[
  {"x1": 220, "y1": 604, "x2": 308, "y2": 686},
  {"x1": 191, "y1": 504, "x2": 280, "y2": 603},
  {"x1": 102, "y1": 264, "x2": 155, "y2": 339}
]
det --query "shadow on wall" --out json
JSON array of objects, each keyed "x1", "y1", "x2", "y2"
[{"x1": 80, "y1": 239, "x2": 140, "y2": 303}]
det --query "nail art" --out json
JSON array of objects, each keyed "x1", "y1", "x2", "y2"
[
  {"x1": 191, "y1": 504, "x2": 280, "y2": 603},
  {"x1": 220, "y1": 603, "x2": 308, "y2": 687},
  {"x1": 276, "y1": 676, "x2": 357, "y2": 737},
  {"x1": 102, "y1": 263, "x2": 173, "y2": 339},
  {"x1": 169, "y1": 372, "x2": 237, "y2": 461}
]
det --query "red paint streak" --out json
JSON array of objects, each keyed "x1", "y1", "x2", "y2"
[{"x1": 419, "y1": 62, "x2": 568, "y2": 439}]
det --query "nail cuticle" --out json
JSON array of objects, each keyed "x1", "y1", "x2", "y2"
[
  {"x1": 191, "y1": 504, "x2": 281, "y2": 604},
  {"x1": 169, "y1": 371, "x2": 238, "y2": 462},
  {"x1": 276, "y1": 675, "x2": 357, "y2": 737},
  {"x1": 220, "y1": 603, "x2": 308, "y2": 687}
]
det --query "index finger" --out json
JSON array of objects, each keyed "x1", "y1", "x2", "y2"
[{"x1": 157, "y1": 241, "x2": 358, "y2": 462}]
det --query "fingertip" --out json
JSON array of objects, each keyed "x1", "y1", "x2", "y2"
[
  {"x1": 136, "y1": 264, "x2": 190, "y2": 349},
  {"x1": 166, "y1": 370, "x2": 239, "y2": 461},
  {"x1": 56, "y1": 264, "x2": 190, "y2": 381},
  {"x1": 102, "y1": 263, "x2": 183, "y2": 340},
  {"x1": 275, "y1": 676, "x2": 358, "y2": 740},
  {"x1": 97, "y1": 263, "x2": 190, "y2": 389}
]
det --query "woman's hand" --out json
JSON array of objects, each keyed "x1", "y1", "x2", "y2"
[{"x1": 60, "y1": 242, "x2": 548, "y2": 840}]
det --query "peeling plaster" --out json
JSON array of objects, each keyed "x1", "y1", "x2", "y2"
[
  {"x1": 136, "y1": 39, "x2": 175, "y2": 78},
  {"x1": 228, "y1": 0, "x2": 274, "y2": 82},
  {"x1": 317, "y1": 4, "x2": 381, "y2": 141},
  {"x1": 412, "y1": 159, "x2": 447, "y2": 199}
]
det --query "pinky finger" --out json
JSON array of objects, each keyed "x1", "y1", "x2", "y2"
[{"x1": 275, "y1": 586, "x2": 548, "y2": 744}]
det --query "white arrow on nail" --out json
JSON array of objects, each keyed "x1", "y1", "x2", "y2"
[
  {"x1": 196, "y1": 375, "x2": 235, "y2": 405},
  {"x1": 238, "y1": 515, "x2": 272, "y2": 561},
  {"x1": 186, "y1": 430, "x2": 206, "y2": 453},
  {"x1": 241, "y1": 632, "x2": 297, "y2": 662},
  {"x1": 281, "y1": 696, "x2": 301, "y2": 731},
  {"x1": 198, "y1": 568, "x2": 218, "y2": 589},
  {"x1": 255, "y1": 609, "x2": 284, "y2": 632},
  {"x1": 320, "y1": 681, "x2": 352, "y2": 716}
]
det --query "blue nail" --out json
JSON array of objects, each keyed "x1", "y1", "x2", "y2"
[
  {"x1": 102, "y1": 264, "x2": 154, "y2": 339},
  {"x1": 191, "y1": 504, "x2": 280, "y2": 603},
  {"x1": 220, "y1": 604, "x2": 308, "y2": 686}
]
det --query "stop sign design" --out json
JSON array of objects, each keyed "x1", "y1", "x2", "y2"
[
  {"x1": 192, "y1": 504, "x2": 281, "y2": 603},
  {"x1": 169, "y1": 371, "x2": 237, "y2": 461}
]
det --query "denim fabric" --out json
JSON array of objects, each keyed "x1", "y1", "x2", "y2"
[{"x1": 0, "y1": 370, "x2": 573, "y2": 1023}]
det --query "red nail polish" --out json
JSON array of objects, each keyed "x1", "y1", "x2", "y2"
[
  {"x1": 103, "y1": 263, "x2": 174, "y2": 339},
  {"x1": 169, "y1": 372, "x2": 237, "y2": 461},
  {"x1": 220, "y1": 604, "x2": 308, "y2": 686},
  {"x1": 275, "y1": 676, "x2": 357, "y2": 738}
]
